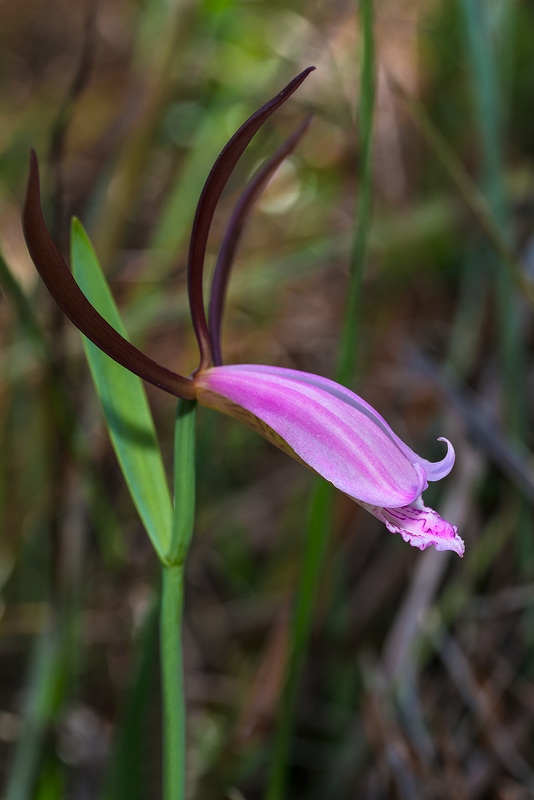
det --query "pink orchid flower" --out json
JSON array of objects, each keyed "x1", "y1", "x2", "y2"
[{"x1": 23, "y1": 68, "x2": 464, "y2": 556}]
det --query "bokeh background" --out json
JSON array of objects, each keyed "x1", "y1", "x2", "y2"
[{"x1": 2, "y1": 0, "x2": 534, "y2": 797}]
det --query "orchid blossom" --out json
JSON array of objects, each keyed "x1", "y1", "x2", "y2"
[{"x1": 23, "y1": 68, "x2": 464, "y2": 556}]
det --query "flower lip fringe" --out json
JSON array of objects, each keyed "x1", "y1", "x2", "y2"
[{"x1": 23, "y1": 67, "x2": 464, "y2": 557}]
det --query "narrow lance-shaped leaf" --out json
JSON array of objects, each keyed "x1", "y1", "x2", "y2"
[{"x1": 71, "y1": 219, "x2": 173, "y2": 562}]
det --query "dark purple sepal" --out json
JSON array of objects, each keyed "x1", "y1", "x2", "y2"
[
  {"x1": 188, "y1": 66, "x2": 315, "y2": 372},
  {"x1": 208, "y1": 114, "x2": 312, "y2": 366}
]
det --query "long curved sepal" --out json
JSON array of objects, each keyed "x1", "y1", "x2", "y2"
[
  {"x1": 23, "y1": 151, "x2": 196, "y2": 400},
  {"x1": 188, "y1": 67, "x2": 315, "y2": 372},
  {"x1": 208, "y1": 115, "x2": 313, "y2": 365}
]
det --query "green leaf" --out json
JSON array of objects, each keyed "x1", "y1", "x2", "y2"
[{"x1": 71, "y1": 219, "x2": 172, "y2": 561}]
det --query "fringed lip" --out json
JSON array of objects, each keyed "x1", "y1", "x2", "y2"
[{"x1": 362, "y1": 497, "x2": 465, "y2": 557}]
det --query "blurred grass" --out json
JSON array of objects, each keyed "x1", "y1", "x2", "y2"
[
  {"x1": 2, "y1": 0, "x2": 534, "y2": 798},
  {"x1": 266, "y1": 3, "x2": 375, "y2": 798}
]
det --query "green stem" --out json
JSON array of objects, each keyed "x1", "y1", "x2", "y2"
[
  {"x1": 168, "y1": 399, "x2": 197, "y2": 566},
  {"x1": 266, "y1": 482, "x2": 333, "y2": 800},
  {"x1": 457, "y1": 0, "x2": 532, "y2": 563},
  {"x1": 336, "y1": 0, "x2": 375, "y2": 385},
  {"x1": 265, "y1": 4, "x2": 375, "y2": 798},
  {"x1": 160, "y1": 397, "x2": 197, "y2": 800},
  {"x1": 161, "y1": 564, "x2": 186, "y2": 800}
]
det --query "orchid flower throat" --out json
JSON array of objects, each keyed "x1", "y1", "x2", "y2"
[{"x1": 23, "y1": 68, "x2": 464, "y2": 556}]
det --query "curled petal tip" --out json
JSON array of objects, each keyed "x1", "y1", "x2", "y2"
[
  {"x1": 437, "y1": 436, "x2": 455, "y2": 464},
  {"x1": 418, "y1": 437, "x2": 455, "y2": 482}
]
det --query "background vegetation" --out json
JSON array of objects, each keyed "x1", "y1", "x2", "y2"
[{"x1": 2, "y1": 0, "x2": 534, "y2": 797}]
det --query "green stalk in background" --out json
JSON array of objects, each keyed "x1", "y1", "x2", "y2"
[
  {"x1": 265, "y1": 3, "x2": 375, "y2": 798},
  {"x1": 5, "y1": 629, "x2": 64, "y2": 800},
  {"x1": 458, "y1": 0, "x2": 525, "y2": 434},
  {"x1": 337, "y1": 0, "x2": 376, "y2": 387},
  {"x1": 265, "y1": 482, "x2": 333, "y2": 800},
  {"x1": 458, "y1": 0, "x2": 531, "y2": 562},
  {"x1": 102, "y1": 597, "x2": 160, "y2": 800}
]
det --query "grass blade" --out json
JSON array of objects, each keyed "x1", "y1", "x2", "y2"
[{"x1": 266, "y1": 4, "x2": 375, "y2": 797}]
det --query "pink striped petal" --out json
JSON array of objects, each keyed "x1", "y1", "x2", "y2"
[
  {"x1": 195, "y1": 364, "x2": 463, "y2": 555},
  {"x1": 227, "y1": 364, "x2": 456, "y2": 481},
  {"x1": 195, "y1": 364, "x2": 451, "y2": 508}
]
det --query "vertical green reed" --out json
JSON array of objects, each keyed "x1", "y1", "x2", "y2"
[
  {"x1": 161, "y1": 566, "x2": 187, "y2": 799},
  {"x1": 102, "y1": 598, "x2": 159, "y2": 800},
  {"x1": 5, "y1": 628, "x2": 64, "y2": 800},
  {"x1": 337, "y1": 0, "x2": 376, "y2": 387},
  {"x1": 458, "y1": 0, "x2": 524, "y2": 433},
  {"x1": 458, "y1": 0, "x2": 530, "y2": 560},
  {"x1": 265, "y1": 3, "x2": 375, "y2": 798},
  {"x1": 2, "y1": 254, "x2": 84, "y2": 800}
]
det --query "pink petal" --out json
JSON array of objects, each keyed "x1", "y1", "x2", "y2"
[
  {"x1": 229, "y1": 364, "x2": 455, "y2": 481},
  {"x1": 196, "y1": 365, "x2": 429, "y2": 507}
]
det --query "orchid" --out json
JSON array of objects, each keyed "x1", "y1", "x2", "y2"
[{"x1": 23, "y1": 68, "x2": 464, "y2": 557}]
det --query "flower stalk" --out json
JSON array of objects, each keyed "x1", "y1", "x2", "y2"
[
  {"x1": 160, "y1": 398, "x2": 197, "y2": 800},
  {"x1": 162, "y1": 395, "x2": 197, "y2": 800},
  {"x1": 160, "y1": 563, "x2": 186, "y2": 800}
]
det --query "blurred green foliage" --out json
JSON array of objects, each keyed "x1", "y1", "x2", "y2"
[{"x1": 2, "y1": 0, "x2": 534, "y2": 798}]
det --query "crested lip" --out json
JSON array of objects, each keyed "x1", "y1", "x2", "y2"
[
  {"x1": 357, "y1": 496, "x2": 465, "y2": 557},
  {"x1": 381, "y1": 505, "x2": 465, "y2": 556},
  {"x1": 195, "y1": 364, "x2": 444, "y2": 508}
]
